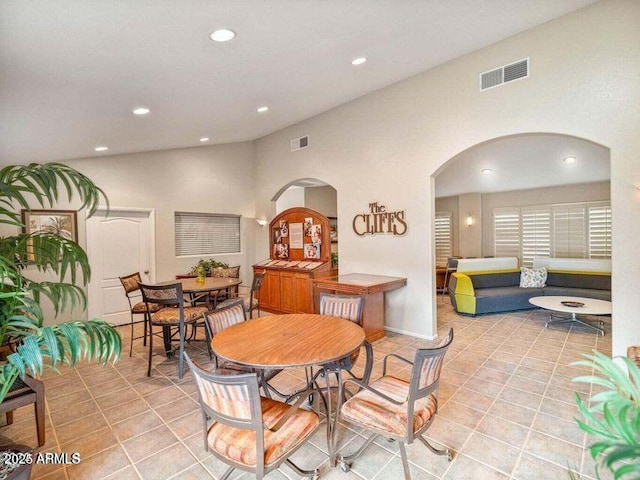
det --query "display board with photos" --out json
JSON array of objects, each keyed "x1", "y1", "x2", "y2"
[{"x1": 267, "y1": 207, "x2": 331, "y2": 264}]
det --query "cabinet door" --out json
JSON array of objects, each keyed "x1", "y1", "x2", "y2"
[
  {"x1": 280, "y1": 272, "x2": 294, "y2": 313},
  {"x1": 264, "y1": 270, "x2": 281, "y2": 310},
  {"x1": 293, "y1": 273, "x2": 313, "y2": 313}
]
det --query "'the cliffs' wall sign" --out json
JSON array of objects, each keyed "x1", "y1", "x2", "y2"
[{"x1": 352, "y1": 202, "x2": 407, "y2": 236}]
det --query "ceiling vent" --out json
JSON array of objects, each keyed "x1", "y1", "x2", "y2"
[
  {"x1": 290, "y1": 135, "x2": 309, "y2": 152},
  {"x1": 480, "y1": 58, "x2": 529, "y2": 91}
]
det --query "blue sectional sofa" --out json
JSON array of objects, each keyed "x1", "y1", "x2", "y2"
[{"x1": 448, "y1": 257, "x2": 611, "y2": 316}]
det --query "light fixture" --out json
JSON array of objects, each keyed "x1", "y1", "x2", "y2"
[
  {"x1": 132, "y1": 107, "x2": 150, "y2": 115},
  {"x1": 256, "y1": 218, "x2": 267, "y2": 227},
  {"x1": 257, "y1": 106, "x2": 269, "y2": 113},
  {"x1": 563, "y1": 156, "x2": 576, "y2": 164},
  {"x1": 94, "y1": 146, "x2": 108, "y2": 152},
  {"x1": 210, "y1": 29, "x2": 236, "y2": 42},
  {"x1": 481, "y1": 168, "x2": 492, "y2": 174},
  {"x1": 466, "y1": 215, "x2": 473, "y2": 227},
  {"x1": 199, "y1": 137, "x2": 210, "y2": 142},
  {"x1": 351, "y1": 57, "x2": 367, "y2": 66}
]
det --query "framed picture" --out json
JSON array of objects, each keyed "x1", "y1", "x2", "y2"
[
  {"x1": 279, "y1": 219, "x2": 289, "y2": 238},
  {"x1": 274, "y1": 243, "x2": 289, "y2": 259},
  {"x1": 304, "y1": 242, "x2": 321, "y2": 259},
  {"x1": 328, "y1": 217, "x2": 338, "y2": 243},
  {"x1": 22, "y1": 209, "x2": 78, "y2": 242}
]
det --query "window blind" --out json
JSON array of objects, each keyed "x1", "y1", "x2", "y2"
[
  {"x1": 521, "y1": 207, "x2": 551, "y2": 267},
  {"x1": 175, "y1": 212, "x2": 241, "y2": 256},
  {"x1": 553, "y1": 205, "x2": 586, "y2": 258},
  {"x1": 588, "y1": 204, "x2": 612, "y2": 258},
  {"x1": 494, "y1": 208, "x2": 521, "y2": 258},
  {"x1": 435, "y1": 212, "x2": 452, "y2": 267}
]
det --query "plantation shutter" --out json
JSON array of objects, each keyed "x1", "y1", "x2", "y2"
[
  {"x1": 521, "y1": 207, "x2": 551, "y2": 267},
  {"x1": 494, "y1": 208, "x2": 521, "y2": 260},
  {"x1": 435, "y1": 212, "x2": 453, "y2": 267},
  {"x1": 588, "y1": 204, "x2": 612, "y2": 259},
  {"x1": 175, "y1": 212, "x2": 241, "y2": 256},
  {"x1": 553, "y1": 205, "x2": 586, "y2": 258}
]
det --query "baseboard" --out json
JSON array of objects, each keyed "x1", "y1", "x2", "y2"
[{"x1": 383, "y1": 326, "x2": 438, "y2": 340}]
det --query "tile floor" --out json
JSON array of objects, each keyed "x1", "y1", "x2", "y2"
[{"x1": 0, "y1": 301, "x2": 613, "y2": 480}]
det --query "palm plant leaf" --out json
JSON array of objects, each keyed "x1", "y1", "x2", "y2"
[
  {"x1": 0, "y1": 162, "x2": 119, "y2": 405},
  {"x1": 572, "y1": 351, "x2": 640, "y2": 478}
]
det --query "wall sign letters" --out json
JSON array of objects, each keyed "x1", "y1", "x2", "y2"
[{"x1": 352, "y1": 202, "x2": 407, "y2": 236}]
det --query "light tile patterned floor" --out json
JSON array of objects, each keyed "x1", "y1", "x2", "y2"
[{"x1": 0, "y1": 302, "x2": 612, "y2": 480}]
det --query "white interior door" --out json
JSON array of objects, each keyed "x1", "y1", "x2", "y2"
[{"x1": 87, "y1": 208, "x2": 156, "y2": 325}]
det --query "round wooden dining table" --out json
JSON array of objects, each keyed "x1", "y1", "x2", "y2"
[
  {"x1": 212, "y1": 313, "x2": 365, "y2": 464},
  {"x1": 159, "y1": 276, "x2": 242, "y2": 307}
]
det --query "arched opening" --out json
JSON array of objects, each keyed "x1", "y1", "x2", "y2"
[{"x1": 432, "y1": 132, "x2": 611, "y2": 332}]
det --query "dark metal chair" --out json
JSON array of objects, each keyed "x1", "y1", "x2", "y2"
[
  {"x1": 216, "y1": 272, "x2": 264, "y2": 319},
  {"x1": 441, "y1": 257, "x2": 459, "y2": 299},
  {"x1": 184, "y1": 352, "x2": 320, "y2": 480},
  {"x1": 138, "y1": 282, "x2": 208, "y2": 379},
  {"x1": 0, "y1": 376, "x2": 45, "y2": 447},
  {"x1": 119, "y1": 272, "x2": 162, "y2": 357},
  {"x1": 338, "y1": 329, "x2": 455, "y2": 480}
]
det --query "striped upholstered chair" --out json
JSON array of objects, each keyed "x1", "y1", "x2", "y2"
[
  {"x1": 319, "y1": 293, "x2": 373, "y2": 385},
  {"x1": 139, "y1": 282, "x2": 208, "y2": 379},
  {"x1": 216, "y1": 272, "x2": 264, "y2": 319},
  {"x1": 119, "y1": 272, "x2": 162, "y2": 356},
  {"x1": 184, "y1": 352, "x2": 321, "y2": 480},
  {"x1": 338, "y1": 328, "x2": 455, "y2": 479},
  {"x1": 203, "y1": 300, "x2": 281, "y2": 392}
]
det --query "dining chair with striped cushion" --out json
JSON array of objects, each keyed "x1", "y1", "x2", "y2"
[
  {"x1": 319, "y1": 293, "x2": 372, "y2": 385},
  {"x1": 184, "y1": 352, "x2": 321, "y2": 480},
  {"x1": 338, "y1": 328, "x2": 455, "y2": 480}
]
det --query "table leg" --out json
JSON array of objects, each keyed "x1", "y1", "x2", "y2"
[
  {"x1": 545, "y1": 312, "x2": 605, "y2": 336},
  {"x1": 321, "y1": 365, "x2": 343, "y2": 467}
]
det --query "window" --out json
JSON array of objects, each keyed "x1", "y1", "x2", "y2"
[
  {"x1": 434, "y1": 212, "x2": 452, "y2": 267},
  {"x1": 492, "y1": 201, "x2": 611, "y2": 266},
  {"x1": 494, "y1": 208, "x2": 521, "y2": 259},
  {"x1": 175, "y1": 212, "x2": 241, "y2": 256}
]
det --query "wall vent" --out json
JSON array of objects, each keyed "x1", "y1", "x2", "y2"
[
  {"x1": 480, "y1": 58, "x2": 529, "y2": 91},
  {"x1": 290, "y1": 135, "x2": 309, "y2": 152}
]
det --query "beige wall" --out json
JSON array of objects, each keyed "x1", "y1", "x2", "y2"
[
  {"x1": 458, "y1": 193, "x2": 482, "y2": 257},
  {"x1": 254, "y1": 0, "x2": 640, "y2": 353},
  {"x1": 305, "y1": 186, "x2": 338, "y2": 218}
]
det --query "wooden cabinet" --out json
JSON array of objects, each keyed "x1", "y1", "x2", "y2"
[{"x1": 254, "y1": 207, "x2": 335, "y2": 315}]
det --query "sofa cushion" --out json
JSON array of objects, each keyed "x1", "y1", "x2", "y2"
[
  {"x1": 519, "y1": 267, "x2": 547, "y2": 288},
  {"x1": 545, "y1": 272, "x2": 610, "y2": 290},
  {"x1": 475, "y1": 287, "x2": 543, "y2": 314},
  {"x1": 542, "y1": 286, "x2": 611, "y2": 301},
  {"x1": 469, "y1": 271, "x2": 521, "y2": 289}
]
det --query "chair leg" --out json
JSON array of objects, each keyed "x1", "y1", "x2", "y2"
[
  {"x1": 417, "y1": 434, "x2": 453, "y2": 460},
  {"x1": 147, "y1": 322, "x2": 154, "y2": 377},
  {"x1": 398, "y1": 442, "x2": 412, "y2": 480},
  {"x1": 220, "y1": 466, "x2": 235, "y2": 480},
  {"x1": 285, "y1": 459, "x2": 319, "y2": 479},
  {"x1": 339, "y1": 433, "x2": 378, "y2": 470},
  {"x1": 35, "y1": 392, "x2": 45, "y2": 447},
  {"x1": 129, "y1": 312, "x2": 135, "y2": 357},
  {"x1": 143, "y1": 313, "x2": 148, "y2": 346},
  {"x1": 178, "y1": 320, "x2": 185, "y2": 379}
]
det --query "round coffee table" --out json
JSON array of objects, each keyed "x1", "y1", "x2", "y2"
[{"x1": 529, "y1": 296, "x2": 612, "y2": 336}]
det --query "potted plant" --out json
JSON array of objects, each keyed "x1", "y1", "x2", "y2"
[
  {"x1": 0, "y1": 163, "x2": 122, "y2": 477},
  {"x1": 572, "y1": 351, "x2": 640, "y2": 479},
  {"x1": 188, "y1": 258, "x2": 229, "y2": 276}
]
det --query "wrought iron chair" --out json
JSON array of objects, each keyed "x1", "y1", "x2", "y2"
[
  {"x1": 216, "y1": 272, "x2": 265, "y2": 319},
  {"x1": 139, "y1": 282, "x2": 208, "y2": 379},
  {"x1": 0, "y1": 375, "x2": 45, "y2": 447},
  {"x1": 184, "y1": 352, "x2": 320, "y2": 480},
  {"x1": 203, "y1": 300, "x2": 281, "y2": 395},
  {"x1": 119, "y1": 272, "x2": 162, "y2": 357},
  {"x1": 318, "y1": 293, "x2": 373, "y2": 386},
  {"x1": 338, "y1": 328, "x2": 455, "y2": 480}
]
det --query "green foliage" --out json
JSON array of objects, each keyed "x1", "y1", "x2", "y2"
[
  {"x1": 188, "y1": 258, "x2": 229, "y2": 275},
  {"x1": 572, "y1": 351, "x2": 640, "y2": 479},
  {"x1": 0, "y1": 162, "x2": 121, "y2": 403}
]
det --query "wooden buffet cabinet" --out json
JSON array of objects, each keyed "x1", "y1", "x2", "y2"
[{"x1": 253, "y1": 207, "x2": 335, "y2": 314}]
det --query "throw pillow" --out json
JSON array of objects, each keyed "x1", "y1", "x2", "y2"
[{"x1": 520, "y1": 266, "x2": 547, "y2": 288}]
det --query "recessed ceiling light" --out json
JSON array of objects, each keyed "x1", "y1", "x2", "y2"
[
  {"x1": 481, "y1": 169, "x2": 492, "y2": 174},
  {"x1": 210, "y1": 29, "x2": 236, "y2": 42},
  {"x1": 351, "y1": 57, "x2": 367, "y2": 66},
  {"x1": 199, "y1": 137, "x2": 210, "y2": 142},
  {"x1": 257, "y1": 106, "x2": 269, "y2": 113},
  {"x1": 94, "y1": 146, "x2": 108, "y2": 152},
  {"x1": 132, "y1": 107, "x2": 150, "y2": 115},
  {"x1": 563, "y1": 156, "x2": 576, "y2": 164}
]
